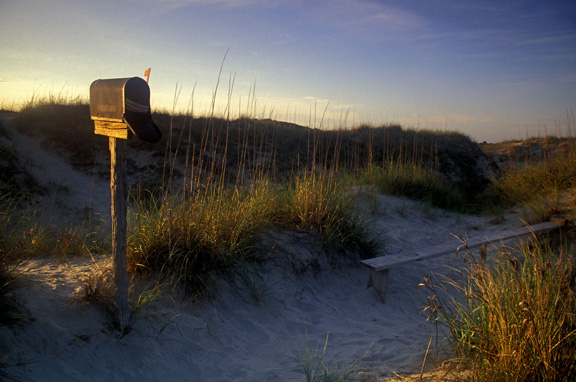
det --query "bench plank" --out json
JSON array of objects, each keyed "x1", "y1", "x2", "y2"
[
  {"x1": 362, "y1": 220, "x2": 565, "y2": 303},
  {"x1": 362, "y1": 221, "x2": 564, "y2": 272},
  {"x1": 362, "y1": 243, "x2": 456, "y2": 271}
]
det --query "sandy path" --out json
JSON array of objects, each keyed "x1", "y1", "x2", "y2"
[{"x1": 0, "y1": 113, "x2": 111, "y2": 224}]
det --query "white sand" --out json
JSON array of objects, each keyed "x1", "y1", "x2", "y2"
[{"x1": 1, "y1": 115, "x2": 527, "y2": 381}]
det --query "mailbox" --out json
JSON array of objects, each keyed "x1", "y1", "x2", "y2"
[{"x1": 89, "y1": 77, "x2": 162, "y2": 143}]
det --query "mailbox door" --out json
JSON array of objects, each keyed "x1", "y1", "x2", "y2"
[{"x1": 123, "y1": 78, "x2": 162, "y2": 143}]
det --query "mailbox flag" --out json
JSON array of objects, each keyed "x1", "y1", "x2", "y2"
[{"x1": 144, "y1": 68, "x2": 151, "y2": 83}]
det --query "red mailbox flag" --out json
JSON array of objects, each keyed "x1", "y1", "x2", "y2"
[{"x1": 144, "y1": 68, "x2": 151, "y2": 83}]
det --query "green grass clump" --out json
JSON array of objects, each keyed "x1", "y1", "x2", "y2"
[
  {"x1": 127, "y1": 183, "x2": 276, "y2": 294},
  {"x1": 128, "y1": 173, "x2": 377, "y2": 295},
  {"x1": 360, "y1": 161, "x2": 468, "y2": 212},
  {"x1": 276, "y1": 171, "x2": 376, "y2": 260},
  {"x1": 424, "y1": 238, "x2": 576, "y2": 381}
]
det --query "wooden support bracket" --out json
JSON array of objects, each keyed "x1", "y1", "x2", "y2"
[
  {"x1": 367, "y1": 268, "x2": 389, "y2": 303},
  {"x1": 94, "y1": 120, "x2": 129, "y2": 139}
]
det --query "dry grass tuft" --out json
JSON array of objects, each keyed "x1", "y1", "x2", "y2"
[{"x1": 76, "y1": 265, "x2": 116, "y2": 312}]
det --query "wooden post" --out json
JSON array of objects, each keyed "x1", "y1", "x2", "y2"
[
  {"x1": 90, "y1": 77, "x2": 161, "y2": 334},
  {"x1": 110, "y1": 137, "x2": 129, "y2": 332}
]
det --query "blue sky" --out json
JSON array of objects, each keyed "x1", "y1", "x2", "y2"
[{"x1": 1, "y1": 0, "x2": 575, "y2": 142}]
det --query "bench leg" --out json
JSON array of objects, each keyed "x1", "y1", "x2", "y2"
[
  {"x1": 367, "y1": 269, "x2": 389, "y2": 303},
  {"x1": 479, "y1": 243, "x2": 487, "y2": 270}
]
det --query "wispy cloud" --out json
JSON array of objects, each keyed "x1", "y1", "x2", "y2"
[
  {"x1": 155, "y1": 0, "x2": 287, "y2": 9},
  {"x1": 308, "y1": 0, "x2": 426, "y2": 38},
  {"x1": 303, "y1": 96, "x2": 330, "y2": 103},
  {"x1": 368, "y1": 7, "x2": 425, "y2": 31},
  {"x1": 515, "y1": 32, "x2": 576, "y2": 46},
  {"x1": 399, "y1": 113, "x2": 497, "y2": 130}
]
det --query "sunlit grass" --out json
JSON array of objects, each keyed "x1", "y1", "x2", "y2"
[
  {"x1": 127, "y1": 183, "x2": 276, "y2": 294},
  {"x1": 479, "y1": 136, "x2": 576, "y2": 222},
  {"x1": 0, "y1": 195, "x2": 105, "y2": 262},
  {"x1": 423, "y1": 236, "x2": 576, "y2": 381},
  {"x1": 128, "y1": 170, "x2": 377, "y2": 295},
  {"x1": 276, "y1": 171, "x2": 377, "y2": 259}
]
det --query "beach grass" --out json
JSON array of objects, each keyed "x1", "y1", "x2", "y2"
[
  {"x1": 0, "y1": 197, "x2": 104, "y2": 261},
  {"x1": 6, "y1": 96, "x2": 574, "y2": 297},
  {"x1": 276, "y1": 170, "x2": 377, "y2": 260},
  {"x1": 124, "y1": 95, "x2": 381, "y2": 295},
  {"x1": 127, "y1": 182, "x2": 276, "y2": 294},
  {"x1": 298, "y1": 332, "x2": 368, "y2": 382},
  {"x1": 419, "y1": 127, "x2": 576, "y2": 380},
  {"x1": 423, "y1": 235, "x2": 576, "y2": 382},
  {"x1": 0, "y1": 140, "x2": 109, "y2": 262},
  {"x1": 127, "y1": 170, "x2": 377, "y2": 295}
]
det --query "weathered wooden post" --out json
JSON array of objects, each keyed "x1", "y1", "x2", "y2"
[
  {"x1": 89, "y1": 77, "x2": 161, "y2": 332},
  {"x1": 109, "y1": 137, "x2": 129, "y2": 330}
]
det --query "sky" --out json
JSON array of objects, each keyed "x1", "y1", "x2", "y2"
[{"x1": 1, "y1": 0, "x2": 575, "y2": 142}]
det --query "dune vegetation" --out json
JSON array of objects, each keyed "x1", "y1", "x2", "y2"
[
  {"x1": 420, "y1": 131, "x2": 576, "y2": 382},
  {"x1": 423, "y1": 234, "x2": 576, "y2": 381},
  {"x1": 1, "y1": 97, "x2": 575, "y2": 380}
]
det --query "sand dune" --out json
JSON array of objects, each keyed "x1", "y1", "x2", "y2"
[{"x1": 1, "y1": 114, "x2": 527, "y2": 381}]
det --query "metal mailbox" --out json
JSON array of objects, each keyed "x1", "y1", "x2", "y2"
[{"x1": 89, "y1": 77, "x2": 161, "y2": 143}]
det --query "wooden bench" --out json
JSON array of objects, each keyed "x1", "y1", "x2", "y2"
[{"x1": 361, "y1": 221, "x2": 565, "y2": 303}]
